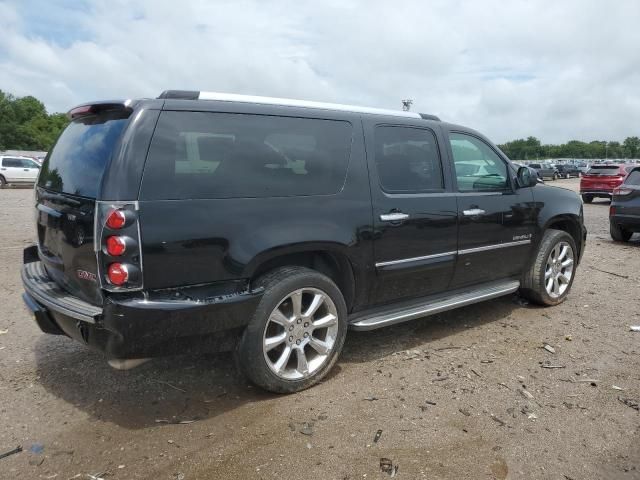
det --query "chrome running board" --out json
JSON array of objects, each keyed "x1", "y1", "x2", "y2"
[{"x1": 349, "y1": 280, "x2": 520, "y2": 331}]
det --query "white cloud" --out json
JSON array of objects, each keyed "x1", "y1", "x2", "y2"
[{"x1": 1, "y1": 0, "x2": 640, "y2": 143}]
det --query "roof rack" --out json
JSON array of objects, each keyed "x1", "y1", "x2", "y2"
[{"x1": 157, "y1": 90, "x2": 440, "y2": 120}]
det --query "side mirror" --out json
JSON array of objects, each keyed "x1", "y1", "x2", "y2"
[{"x1": 516, "y1": 166, "x2": 537, "y2": 188}]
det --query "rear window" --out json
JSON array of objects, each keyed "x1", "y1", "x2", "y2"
[
  {"x1": 586, "y1": 166, "x2": 621, "y2": 175},
  {"x1": 38, "y1": 111, "x2": 129, "y2": 198},
  {"x1": 625, "y1": 170, "x2": 640, "y2": 186},
  {"x1": 140, "y1": 111, "x2": 353, "y2": 200}
]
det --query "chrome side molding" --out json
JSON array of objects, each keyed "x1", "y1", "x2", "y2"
[
  {"x1": 457, "y1": 239, "x2": 531, "y2": 255},
  {"x1": 349, "y1": 280, "x2": 520, "y2": 331},
  {"x1": 375, "y1": 251, "x2": 457, "y2": 268},
  {"x1": 376, "y1": 239, "x2": 531, "y2": 268}
]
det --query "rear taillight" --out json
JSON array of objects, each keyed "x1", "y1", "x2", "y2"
[
  {"x1": 97, "y1": 203, "x2": 142, "y2": 291},
  {"x1": 106, "y1": 209, "x2": 127, "y2": 229},
  {"x1": 107, "y1": 263, "x2": 129, "y2": 285},
  {"x1": 613, "y1": 187, "x2": 633, "y2": 196},
  {"x1": 610, "y1": 206, "x2": 615, "y2": 216},
  {"x1": 106, "y1": 235, "x2": 127, "y2": 256}
]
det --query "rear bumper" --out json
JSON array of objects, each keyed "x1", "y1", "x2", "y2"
[
  {"x1": 22, "y1": 259, "x2": 263, "y2": 358},
  {"x1": 610, "y1": 214, "x2": 640, "y2": 231},
  {"x1": 580, "y1": 190, "x2": 613, "y2": 197}
]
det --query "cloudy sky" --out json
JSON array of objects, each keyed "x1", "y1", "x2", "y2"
[{"x1": 1, "y1": 0, "x2": 639, "y2": 143}]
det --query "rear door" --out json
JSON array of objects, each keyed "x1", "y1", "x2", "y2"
[
  {"x1": 365, "y1": 120, "x2": 458, "y2": 305},
  {"x1": 36, "y1": 109, "x2": 131, "y2": 305},
  {"x1": 1, "y1": 158, "x2": 26, "y2": 182},
  {"x1": 445, "y1": 130, "x2": 536, "y2": 288}
]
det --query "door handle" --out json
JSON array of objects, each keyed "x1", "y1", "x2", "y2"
[
  {"x1": 0, "y1": 168, "x2": 6, "y2": 171},
  {"x1": 462, "y1": 208, "x2": 486, "y2": 216},
  {"x1": 24, "y1": 169, "x2": 29, "y2": 171},
  {"x1": 380, "y1": 212, "x2": 410, "y2": 222}
]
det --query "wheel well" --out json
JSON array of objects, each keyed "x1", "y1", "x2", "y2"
[
  {"x1": 251, "y1": 251, "x2": 356, "y2": 312},
  {"x1": 547, "y1": 218, "x2": 582, "y2": 257}
]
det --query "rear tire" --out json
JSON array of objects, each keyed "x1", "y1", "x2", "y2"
[
  {"x1": 610, "y1": 221, "x2": 632, "y2": 242},
  {"x1": 581, "y1": 194, "x2": 593, "y2": 203},
  {"x1": 552, "y1": 173, "x2": 558, "y2": 181},
  {"x1": 565, "y1": 173, "x2": 570, "y2": 179},
  {"x1": 236, "y1": 266, "x2": 348, "y2": 393},
  {"x1": 520, "y1": 229, "x2": 577, "y2": 306},
  {"x1": 0, "y1": 176, "x2": 6, "y2": 188}
]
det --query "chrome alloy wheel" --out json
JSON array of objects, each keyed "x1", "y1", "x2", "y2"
[
  {"x1": 262, "y1": 288, "x2": 339, "y2": 380},
  {"x1": 544, "y1": 241, "x2": 574, "y2": 298}
]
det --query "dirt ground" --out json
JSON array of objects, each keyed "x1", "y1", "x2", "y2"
[{"x1": 1, "y1": 179, "x2": 639, "y2": 480}]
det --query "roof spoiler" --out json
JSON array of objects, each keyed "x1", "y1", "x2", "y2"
[{"x1": 67, "y1": 100, "x2": 134, "y2": 120}]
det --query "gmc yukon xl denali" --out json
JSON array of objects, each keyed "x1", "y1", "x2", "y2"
[{"x1": 22, "y1": 91, "x2": 587, "y2": 393}]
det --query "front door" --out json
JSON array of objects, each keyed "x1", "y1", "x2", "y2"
[
  {"x1": 445, "y1": 131, "x2": 536, "y2": 288},
  {"x1": 20, "y1": 158, "x2": 41, "y2": 181},
  {"x1": 366, "y1": 121, "x2": 458, "y2": 306}
]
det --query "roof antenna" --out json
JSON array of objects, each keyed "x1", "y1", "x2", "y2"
[{"x1": 401, "y1": 99, "x2": 413, "y2": 111}]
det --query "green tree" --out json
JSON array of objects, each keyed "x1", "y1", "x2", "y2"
[
  {"x1": 623, "y1": 136, "x2": 640, "y2": 158},
  {"x1": 0, "y1": 90, "x2": 68, "y2": 151}
]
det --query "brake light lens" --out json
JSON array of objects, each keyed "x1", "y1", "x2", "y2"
[
  {"x1": 106, "y1": 209, "x2": 127, "y2": 229},
  {"x1": 106, "y1": 236, "x2": 126, "y2": 256},
  {"x1": 105, "y1": 209, "x2": 127, "y2": 230},
  {"x1": 614, "y1": 187, "x2": 633, "y2": 196},
  {"x1": 107, "y1": 263, "x2": 129, "y2": 285}
]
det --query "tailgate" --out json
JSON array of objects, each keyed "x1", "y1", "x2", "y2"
[
  {"x1": 36, "y1": 189, "x2": 102, "y2": 305},
  {"x1": 35, "y1": 107, "x2": 132, "y2": 305}
]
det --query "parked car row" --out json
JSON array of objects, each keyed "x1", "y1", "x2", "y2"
[{"x1": 526, "y1": 162, "x2": 584, "y2": 180}]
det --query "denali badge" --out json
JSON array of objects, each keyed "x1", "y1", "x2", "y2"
[
  {"x1": 513, "y1": 233, "x2": 533, "y2": 241},
  {"x1": 76, "y1": 270, "x2": 97, "y2": 282}
]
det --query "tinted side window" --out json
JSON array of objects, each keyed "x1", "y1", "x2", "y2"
[
  {"x1": 21, "y1": 159, "x2": 39, "y2": 168},
  {"x1": 3, "y1": 158, "x2": 22, "y2": 168},
  {"x1": 625, "y1": 170, "x2": 640, "y2": 186},
  {"x1": 140, "y1": 112, "x2": 352, "y2": 200},
  {"x1": 374, "y1": 126, "x2": 443, "y2": 193},
  {"x1": 449, "y1": 133, "x2": 509, "y2": 192}
]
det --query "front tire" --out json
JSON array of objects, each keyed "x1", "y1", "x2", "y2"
[
  {"x1": 581, "y1": 194, "x2": 593, "y2": 203},
  {"x1": 236, "y1": 267, "x2": 348, "y2": 393},
  {"x1": 0, "y1": 176, "x2": 6, "y2": 188},
  {"x1": 552, "y1": 173, "x2": 558, "y2": 181},
  {"x1": 610, "y1": 221, "x2": 632, "y2": 242},
  {"x1": 520, "y1": 229, "x2": 577, "y2": 306}
]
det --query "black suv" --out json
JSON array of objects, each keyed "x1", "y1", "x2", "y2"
[
  {"x1": 610, "y1": 166, "x2": 640, "y2": 241},
  {"x1": 22, "y1": 91, "x2": 587, "y2": 393}
]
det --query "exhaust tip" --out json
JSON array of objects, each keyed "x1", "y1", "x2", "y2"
[{"x1": 108, "y1": 358, "x2": 151, "y2": 370}]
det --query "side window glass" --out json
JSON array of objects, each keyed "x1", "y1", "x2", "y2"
[
  {"x1": 4, "y1": 159, "x2": 21, "y2": 168},
  {"x1": 21, "y1": 159, "x2": 38, "y2": 168},
  {"x1": 449, "y1": 133, "x2": 509, "y2": 192},
  {"x1": 374, "y1": 126, "x2": 444, "y2": 193},
  {"x1": 140, "y1": 112, "x2": 353, "y2": 200},
  {"x1": 625, "y1": 170, "x2": 640, "y2": 186}
]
